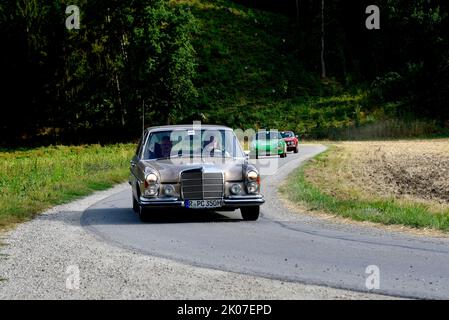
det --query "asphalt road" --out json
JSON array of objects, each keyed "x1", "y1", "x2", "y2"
[{"x1": 81, "y1": 145, "x2": 449, "y2": 299}]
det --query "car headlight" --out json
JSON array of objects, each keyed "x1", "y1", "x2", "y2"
[
  {"x1": 145, "y1": 173, "x2": 158, "y2": 185},
  {"x1": 163, "y1": 184, "x2": 175, "y2": 196},
  {"x1": 230, "y1": 183, "x2": 242, "y2": 195},
  {"x1": 144, "y1": 184, "x2": 159, "y2": 197},
  {"x1": 247, "y1": 170, "x2": 258, "y2": 181},
  {"x1": 247, "y1": 181, "x2": 259, "y2": 194}
]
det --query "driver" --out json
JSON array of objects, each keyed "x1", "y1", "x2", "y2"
[{"x1": 159, "y1": 135, "x2": 172, "y2": 158}]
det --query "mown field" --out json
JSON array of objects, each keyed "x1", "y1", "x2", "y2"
[
  {"x1": 282, "y1": 140, "x2": 449, "y2": 231},
  {"x1": 0, "y1": 144, "x2": 135, "y2": 229}
]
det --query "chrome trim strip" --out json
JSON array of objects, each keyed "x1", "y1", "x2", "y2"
[
  {"x1": 226, "y1": 195, "x2": 264, "y2": 200},
  {"x1": 223, "y1": 198, "x2": 265, "y2": 206}
]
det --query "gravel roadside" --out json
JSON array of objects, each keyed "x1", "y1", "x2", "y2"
[{"x1": 0, "y1": 181, "x2": 392, "y2": 299}]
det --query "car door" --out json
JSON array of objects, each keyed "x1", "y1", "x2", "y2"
[{"x1": 276, "y1": 132, "x2": 284, "y2": 151}]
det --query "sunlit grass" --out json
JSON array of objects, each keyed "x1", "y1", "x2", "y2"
[{"x1": 0, "y1": 144, "x2": 135, "y2": 229}]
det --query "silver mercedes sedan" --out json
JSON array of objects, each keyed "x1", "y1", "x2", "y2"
[{"x1": 129, "y1": 125, "x2": 265, "y2": 221}]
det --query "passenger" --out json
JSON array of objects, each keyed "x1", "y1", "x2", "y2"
[
  {"x1": 203, "y1": 136, "x2": 218, "y2": 150},
  {"x1": 203, "y1": 136, "x2": 219, "y2": 156}
]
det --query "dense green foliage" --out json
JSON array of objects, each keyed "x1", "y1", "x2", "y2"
[
  {"x1": 0, "y1": 144, "x2": 135, "y2": 228},
  {"x1": 1, "y1": 0, "x2": 196, "y2": 145},
  {"x1": 175, "y1": 0, "x2": 449, "y2": 137},
  {"x1": 0, "y1": 0, "x2": 448, "y2": 145}
]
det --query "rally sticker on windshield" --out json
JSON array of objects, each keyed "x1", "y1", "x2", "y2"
[{"x1": 187, "y1": 129, "x2": 195, "y2": 135}]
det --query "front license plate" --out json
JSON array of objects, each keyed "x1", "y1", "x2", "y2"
[{"x1": 185, "y1": 199, "x2": 223, "y2": 209}]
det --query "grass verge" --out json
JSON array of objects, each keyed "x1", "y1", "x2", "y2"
[
  {"x1": 0, "y1": 144, "x2": 135, "y2": 230},
  {"x1": 280, "y1": 146, "x2": 449, "y2": 231}
]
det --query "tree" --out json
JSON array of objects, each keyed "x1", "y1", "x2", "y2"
[
  {"x1": 320, "y1": 0, "x2": 326, "y2": 78},
  {"x1": 0, "y1": 0, "x2": 197, "y2": 145}
]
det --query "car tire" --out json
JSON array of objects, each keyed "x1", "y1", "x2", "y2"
[
  {"x1": 241, "y1": 206, "x2": 260, "y2": 221},
  {"x1": 138, "y1": 206, "x2": 151, "y2": 222},
  {"x1": 280, "y1": 146, "x2": 287, "y2": 158},
  {"x1": 294, "y1": 145, "x2": 299, "y2": 153},
  {"x1": 133, "y1": 196, "x2": 150, "y2": 222}
]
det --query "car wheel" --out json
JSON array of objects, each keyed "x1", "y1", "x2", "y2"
[
  {"x1": 241, "y1": 206, "x2": 260, "y2": 221},
  {"x1": 294, "y1": 145, "x2": 299, "y2": 153},
  {"x1": 134, "y1": 197, "x2": 150, "y2": 222},
  {"x1": 138, "y1": 206, "x2": 151, "y2": 222},
  {"x1": 280, "y1": 146, "x2": 287, "y2": 158}
]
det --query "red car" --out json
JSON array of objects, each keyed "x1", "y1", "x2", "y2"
[{"x1": 280, "y1": 131, "x2": 299, "y2": 153}]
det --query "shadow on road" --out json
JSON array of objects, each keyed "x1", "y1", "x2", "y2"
[{"x1": 81, "y1": 207, "x2": 243, "y2": 226}]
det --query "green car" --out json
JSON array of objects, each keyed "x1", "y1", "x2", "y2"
[{"x1": 250, "y1": 131, "x2": 287, "y2": 159}]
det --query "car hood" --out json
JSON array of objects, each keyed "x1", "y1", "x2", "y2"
[
  {"x1": 141, "y1": 157, "x2": 245, "y2": 182},
  {"x1": 283, "y1": 137, "x2": 296, "y2": 142}
]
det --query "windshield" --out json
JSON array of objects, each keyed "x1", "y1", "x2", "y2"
[
  {"x1": 256, "y1": 131, "x2": 281, "y2": 140},
  {"x1": 280, "y1": 131, "x2": 294, "y2": 138},
  {"x1": 142, "y1": 129, "x2": 245, "y2": 160}
]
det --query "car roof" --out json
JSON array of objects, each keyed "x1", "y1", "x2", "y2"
[
  {"x1": 145, "y1": 124, "x2": 233, "y2": 133},
  {"x1": 257, "y1": 130, "x2": 283, "y2": 133}
]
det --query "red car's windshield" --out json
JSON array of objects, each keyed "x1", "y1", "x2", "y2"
[{"x1": 281, "y1": 131, "x2": 294, "y2": 138}]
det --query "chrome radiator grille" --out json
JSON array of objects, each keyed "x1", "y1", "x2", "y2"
[{"x1": 181, "y1": 169, "x2": 224, "y2": 200}]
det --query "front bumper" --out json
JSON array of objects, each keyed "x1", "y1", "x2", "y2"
[
  {"x1": 252, "y1": 147, "x2": 283, "y2": 155},
  {"x1": 138, "y1": 195, "x2": 265, "y2": 209}
]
